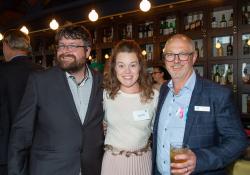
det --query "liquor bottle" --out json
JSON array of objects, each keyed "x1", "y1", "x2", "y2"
[
  {"x1": 220, "y1": 14, "x2": 227, "y2": 28},
  {"x1": 147, "y1": 46, "x2": 153, "y2": 61},
  {"x1": 194, "y1": 41, "x2": 199, "y2": 58},
  {"x1": 121, "y1": 28, "x2": 126, "y2": 39},
  {"x1": 216, "y1": 40, "x2": 224, "y2": 56},
  {"x1": 226, "y1": 65, "x2": 233, "y2": 84},
  {"x1": 228, "y1": 13, "x2": 234, "y2": 27},
  {"x1": 211, "y1": 16, "x2": 218, "y2": 28},
  {"x1": 195, "y1": 13, "x2": 202, "y2": 29},
  {"x1": 138, "y1": 25, "x2": 143, "y2": 39},
  {"x1": 190, "y1": 15, "x2": 196, "y2": 30},
  {"x1": 242, "y1": 6, "x2": 248, "y2": 24},
  {"x1": 200, "y1": 45, "x2": 204, "y2": 58},
  {"x1": 172, "y1": 19, "x2": 176, "y2": 33},
  {"x1": 243, "y1": 39, "x2": 250, "y2": 55},
  {"x1": 160, "y1": 20, "x2": 164, "y2": 35},
  {"x1": 185, "y1": 15, "x2": 192, "y2": 31},
  {"x1": 148, "y1": 23, "x2": 153, "y2": 37},
  {"x1": 126, "y1": 23, "x2": 132, "y2": 39},
  {"x1": 226, "y1": 37, "x2": 233, "y2": 56},
  {"x1": 169, "y1": 22, "x2": 174, "y2": 34},
  {"x1": 214, "y1": 66, "x2": 221, "y2": 83},
  {"x1": 163, "y1": 21, "x2": 169, "y2": 35}
]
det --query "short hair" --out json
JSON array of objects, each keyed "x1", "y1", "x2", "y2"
[
  {"x1": 104, "y1": 39, "x2": 154, "y2": 103},
  {"x1": 164, "y1": 34, "x2": 195, "y2": 54},
  {"x1": 153, "y1": 65, "x2": 171, "y2": 80},
  {"x1": 3, "y1": 29, "x2": 31, "y2": 52},
  {"x1": 55, "y1": 25, "x2": 92, "y2": 47}
]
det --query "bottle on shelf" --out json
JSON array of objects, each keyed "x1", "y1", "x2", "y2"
[
  {"x1": 226, "y1": 37, "x2": 233, "y2": 56},
  {"x1": 195, "y1": 13, "x2": 202, "y2": 29},
  {"x1": 220, "y1": 13, "x2": 227, "y2": 28},
  {"x1": 148, "y1": 23, "x2": 153, "y2": 37},
  {"x1": 185, "y1": 15, "x2": 192, "y2": 31},
  {"x1": 242, "y1": 5, "x2": 248, "y2": 25},
  {"x1": 243, "y1": 39, "x2": 250, "y2": 55},
  {"x1": 126, "y1": 23, "x2": 132, "y2": 39},
  {"x1": 200, "y1": 45, "x2": 204, "y2": 58},
  {"x1": 194, "y1": 41, "x2": 200, "y2": 58},
  {"x1": 214, "y1": 66, "x2": 221, "y2": 83},
  {"x1": 211, "y1": 16, "x2": 218, "y2": 28},
  {"x1": 163, "y1": 21, "x2": 169, "y2": 35},
  {"x1": 169, "y1": 22, "x2": 174, "y2": 34},
  {"x1": 190, "y1": 14, "x2": 196, "y2": 30},
  {"x1": 143, "y1": 23, "x2": 148, "y2": 38},
  {"x1": 228, "y1": 13, "x2": 234, "y2": 27},
  {"x1": 147, "y1": 45, "x2": 153, "y2": 61},
  {"x1": 160, "y1": 20, "x2": 164, "y2": 35},
  {"x1": 138, "y1": 25, "x2": 143, "y2": 39},
  {"x1": 216, "y1": 40, "x2": 224, "y2": 56},
  {"x1": 226, "y1": 65, "x2": 233, "y2": 84}
]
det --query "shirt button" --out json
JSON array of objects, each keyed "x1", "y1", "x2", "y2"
[
  {"x1": 169, "y1": 113, "x2": 171, "y2": 116},
  {"x1": 165, "y1": 128, "x2": 167, "y2": 131},
  {"x1": 163, "y1": 145, "x2": 165, "y2": 148},
  {"x1": 164, "y1": 161, "x2": 166, "y2": 164}
]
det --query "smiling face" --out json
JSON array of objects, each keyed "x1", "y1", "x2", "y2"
[
  {"x1": 164, "y1": 36, "x2": 197, "y2": 83},
  {"x1": 56, "y1": 37, "x2": 90, "y2": 73},
  {"x1": 115, "y1": 52, "x2": 140, "y2": 93}
]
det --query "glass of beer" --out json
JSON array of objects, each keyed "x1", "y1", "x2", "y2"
[{"x1": 170, "y1": 142, "x2": 189, "y2": 163}]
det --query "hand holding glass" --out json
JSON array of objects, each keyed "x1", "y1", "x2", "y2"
[{"x1": 170, "y1": 142, "x2": 189, "y2": 163}]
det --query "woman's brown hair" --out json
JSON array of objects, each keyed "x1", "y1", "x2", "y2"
[{"x1": 103, "y1": 40, "x2": 154, "y2": 103}]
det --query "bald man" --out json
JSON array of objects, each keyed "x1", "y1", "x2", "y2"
[{"x1": 152, "y1": 34, "x2": 248, "y2": 175}]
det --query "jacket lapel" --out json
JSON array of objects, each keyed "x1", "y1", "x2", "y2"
[
  {"x1": 183, "y1": 76, "x2": 203, "y2": 144},
  {"x1": 57, "y1": 67, "x2": 82, "y2": 124}
]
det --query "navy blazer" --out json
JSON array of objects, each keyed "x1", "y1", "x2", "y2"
[
  {"x1": 152, "y1": 75, "x2": 248, "y2": 175},
  {"x1": 8, "y1": 66, "x2": 104, "y2": 175}
]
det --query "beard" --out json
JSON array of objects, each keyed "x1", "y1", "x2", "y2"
[{"x1": 57, "y1": 53, "x2": 85, "y2": 73}]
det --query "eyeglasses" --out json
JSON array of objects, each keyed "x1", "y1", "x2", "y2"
[
  {"x1": 56, "y1": 44, "x2": 87, "y2": 51},
  {"x1": 164, "y1": 52, "x2": 193, "y2": 62}
]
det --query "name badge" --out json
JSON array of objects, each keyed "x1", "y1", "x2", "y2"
[
  {"x1": 194, "y1": 106, "x2": 210, "y2": 112},
  {"x1": 133, "y1": 109, "x2": 150, "y2": 121}
]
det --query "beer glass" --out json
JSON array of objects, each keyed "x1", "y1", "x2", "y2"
[{"x1": 170, "y1": 142, "x2": 189, "y2": 163}]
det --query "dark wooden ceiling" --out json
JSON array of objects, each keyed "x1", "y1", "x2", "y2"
[{"x1": 0, "y1": 0, "x2": 186, "y2": 32}]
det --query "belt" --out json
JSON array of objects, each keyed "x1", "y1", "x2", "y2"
[{"x1": 104, "y1": 141, "x2": 151, "y2": 157}]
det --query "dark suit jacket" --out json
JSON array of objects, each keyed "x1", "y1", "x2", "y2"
[
  {"x1": 0, "y1": 56, "x2": 42, "y2": 165},
  {"x1": 8, "y1": 66, "x2": 104, "y2": 175},
  {"x1": 152, "y1": 75, "x2": 248, "y2": 175}
]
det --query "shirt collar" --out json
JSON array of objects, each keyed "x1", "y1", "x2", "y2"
[
  {"x1": 65, "y1": 65, "x2": 91, "y2": 86},
  {"x1": 167, "y1": 70, "x2": 196, "y2": 95}
]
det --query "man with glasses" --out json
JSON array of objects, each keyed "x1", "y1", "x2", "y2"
[
  {"x1": 152, "y1": 34, "x2": 248, "y2": 175},
  {"x1": 8, "y1": 25, "x2": 104, "y2": 175},
  {"x1": 151, "y1": 65, "x2": 170, "y2": 91}
]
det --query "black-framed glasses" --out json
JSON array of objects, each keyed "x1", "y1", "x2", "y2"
[
  {"x1": 164, "y1": 52, "x2": 193, "y2": 62},
  {"x1": 56, "y1": 44, "x2": 87, "y2": 51}
]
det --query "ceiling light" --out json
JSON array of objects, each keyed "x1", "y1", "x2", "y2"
[
  {"x1": 104, "y1": 54, "x2": 109, "y2": 59},
  {"x1": 140, "y1": 0, "x2": 151, "y2": 12},
  {"x1": 20, "y1": 26, "x2": 29, "y2": 35},
  {"x1": 88, "y1": 9, "x2": 99, "y2": 22},
  {"x1": 247, "y1": 39, "x2": 250, "y2": 46},
  {"x1": 49, "y1": 19, "x2": 59, "y2": 30},
  {"x1": 0, "y1": 33, "x2": 3, "y2": 41}
]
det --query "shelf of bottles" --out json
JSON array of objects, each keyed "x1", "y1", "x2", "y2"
[
  {"x1": 159, "y1": 16, "x2": 176, "y2": 36},
  {"x1": 211, "y1": 63, "x2": 233, "y2": 85},
  {"x1": 212, "y1": 35, "x2": 233, "y2": 57},
  {"x1": 193, "y1": 39, "x2": 204, "y2": 59},
  {"x1": 242, "y1": 34, "x2": 250, "y2": 56},
  {"x1": 242, "y1": 93, "x2": 250, "y2": 115},
  {"x1": 241, "y1": 2, "x2": 250, "y2": 25},
  {"x1": 141, "y1": 44, "x2": 153, "y2": 61},
  {"x1": 184, "y1": 11, "x2": 203, "y2": 31},
  {"x1": 102, "y1": 26, "x2": 114, "y2": 43},
  {"x1": 194, "y1": 64, "x2": 204, "y2": 77},
  {"x1": 242, "y1": 62, "x2": 250, "y2": 85},
  {"x1": 138, "y1": 21, "x2": 154, "y2": 39},
  {"x1": 211, "y1": 7, "x2": 233, "y2": 28},
  {"x1": 119, "y1": 23, "x2": 133, "y2": 40}
]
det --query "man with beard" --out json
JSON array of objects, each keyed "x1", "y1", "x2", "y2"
[
  {"x1": 8, "y1": 25, "x2": 104, "y2": 175},
  {"x1": 152, "y1": 34, "x2": 248, "y2": 175}
]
